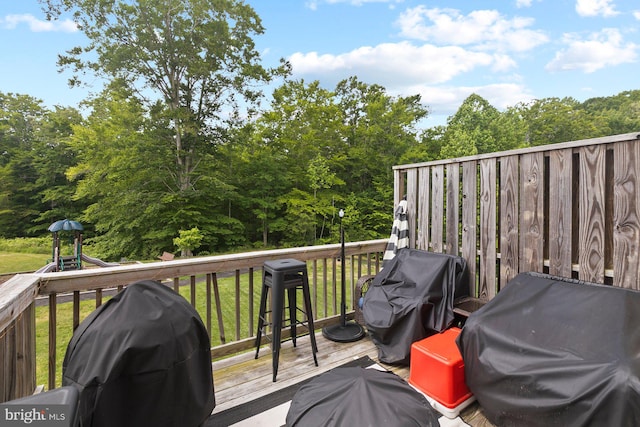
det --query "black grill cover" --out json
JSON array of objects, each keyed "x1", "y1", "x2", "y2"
[
  {"x1": 363, "y1": 248, "x2": 468, "y2": 365},
  {"x1": 286, "y1": 367, "x2": 440, "y2": 426},
  {"x1": 457, "y1": 272, "x2": 640, "y2": 427},
  {"x1": 62, "y1": 280, "x2": 215, "y2": 427}
]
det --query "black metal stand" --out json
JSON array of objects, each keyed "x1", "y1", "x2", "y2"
[{"x1": 322, "y1": 209, "x2": 365, "y2": 343}]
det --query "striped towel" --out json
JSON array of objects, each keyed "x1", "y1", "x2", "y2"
[{"x1": 382, "y1": 199, "x2": 409, "y2": 269}]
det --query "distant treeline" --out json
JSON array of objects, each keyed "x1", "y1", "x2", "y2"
[{"x1": 2, "y1": 87, "x2": 638, "y2": 261}]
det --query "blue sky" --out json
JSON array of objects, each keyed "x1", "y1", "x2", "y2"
[{"x1": 1, "y1": 0, "x2": 639, "y2": 127}]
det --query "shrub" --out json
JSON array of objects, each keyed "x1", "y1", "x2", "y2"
[{"x1": 0, "y1": 237, "x2": 51, "y2": 254}]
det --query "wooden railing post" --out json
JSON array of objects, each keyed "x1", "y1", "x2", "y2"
[{"x1": 0, "y1": 275, "x2": 39, "y2": 402}]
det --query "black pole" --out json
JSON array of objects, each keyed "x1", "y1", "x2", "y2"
[
  {"x1": 322, "y1": 208, "x2": 365, "y2": 342},
  {"x1": 340, "y1": 218, "x2": 346, "y2": 326}
]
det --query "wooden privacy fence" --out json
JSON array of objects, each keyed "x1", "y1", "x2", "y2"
[{"x1": 393, "y1": 132, "x2": 640, "y2": 299}]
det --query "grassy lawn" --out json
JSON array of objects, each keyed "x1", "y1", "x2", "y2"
[{"x1": 0, "y1": 252, "x2": 50, "y2": 274}]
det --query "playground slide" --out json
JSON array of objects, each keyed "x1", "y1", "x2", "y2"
[
  {"x1": 35, "y1": 256, "x2": 118, "y2": 273},
  {"x1": 35, "y1": 262, "x2": 57, "y2": 273},
  {"x1": 81, "y1": 254, "x2": 120, "y2": 268}
]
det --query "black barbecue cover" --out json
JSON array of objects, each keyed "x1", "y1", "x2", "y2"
[
  {"x1": 362, "y1": 248, "x2": 468, "y2": 365},
  {"x1": 286, "y1": 366, "x2": 440, "y2": 426},
  {"x1": 457, "y1": 272, "x2": 640, "y2": 427},
  {"x1": 62, "y1": 280, "x2": 215, "y2": 427}
]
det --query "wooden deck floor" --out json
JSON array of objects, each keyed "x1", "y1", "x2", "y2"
[{"x1": 210, "y1": 330, "x2": 494, "y2": 426}]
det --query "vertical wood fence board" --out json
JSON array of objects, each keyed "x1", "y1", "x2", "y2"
[
  {"x1": 28, "y1": 304, "x2": 37, "y2": 395},
  {"x1": 431, "y1": 165, "x2": 444, "y2": 253},
  {"x1": 417, "y1": 167, "x2": 430, "y2": 251},
  {"x1": 332, "y1": 258, "x2": 337, "y2": 315},
  {"x1": 15, "y1": 310, "x2": 25, "y2": 397},
  {"x1": 462, "y1": 161, "x2": 478, "y2": 297},
  {"x1": 605, "y1": 148, "x2": 615, "y2": 275},
  {"x1": 612, "y1": 141, "x2": 640, "y2": 289},
  {"x1": 519, "y1": 152, "x2": 545, "y2": 273},
  {"x1": 634, "y1": 142, "x2": 640, "y2": 290},
  {"x1": 406, "y1": 168, "x2": 418, "y2": 249},
  {"x1": 190, "y1": 276, "x2": 197, "y2": 307},
  {"x1": 0, "y1": 327, "x2": 6, "y2": 400},
  {"x1": 1, "y1": 319, "x2": 15, "y2": 401},
  {"x1": 311, "y1": 260, "x2": 318, "y2": 316},
  {"x1": 479, "y1": 158, "x2": 497, "y2": 299},
  {"x1": 212, "y1": 273, "x2": 226, "y2": 345},
  {"x1": 446, "y1": 164, "x2": 460, "y2": 255},
  {"x1": 206, "y1": 274, "x2": 212, "y2": 337},
  {"x1": 95, "y1": 288, "x2": 102, "y2": 308},
  {"x1": 394, "y1": 169, "x2": 403, "y2": 207},
  {"x1": 72, "y1": 291, "x2": 80, "y2": 331},
  {"x1": 235, "y1": 271, "x2": 241, "y2": 340},
  {"x1": 499, "y1": 155, "x2": 519, "y2": 288},
  {"x1": 14, "y1": 305, "x2": 35, "y2": 398},
  {"x1": 249, "y1": 268, "x2": 255, "y2": 336},
  {"x1": 48, "y1": 294, "x2": 56, "y2": 391},
  {"x1": 579, "y1": 145, "x2": 607, "y2": 282},
  {"x1": 322, "y1": 259, "x2": 328, "y2": 317},
  {"x1": 548, "y1": 149, "x2": 573, "y2": 277}
]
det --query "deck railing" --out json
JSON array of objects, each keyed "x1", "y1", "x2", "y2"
[
  {"x1": 392, "y1": 131, "x2": 640, "y2": 298},
  {"x1": 0, "y1": 240, "x2": 387, "y2": 402}
]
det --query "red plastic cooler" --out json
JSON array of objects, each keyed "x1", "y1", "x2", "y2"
[{"x1": 409, "y1": 327, "x2": 472, "y2": 409}]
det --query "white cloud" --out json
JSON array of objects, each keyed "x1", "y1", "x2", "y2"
[
  {"x1": 575, "y1": 0, "x2": 618, "y2": 17},
  {"x1": 492, "y1": 54, "x2": 518, "y2": 72},
  {"x1": 395, "y1": 7, "x2": 548, "y2": 52},
  {"x1": 306, "y1": 0, "x2": 403, "y2": 9},
  {"x1": 288, "y1": 41, "x2": 501, "y2": 88},
  {"x1": 0, "y1": 14, "x2": 77, "y2": 32},
  {"x1": 516, "y1": 0, "x2": 533, "y2": 7},
  {"x1": 633, "y1": 10, "x2": 640, "y2": 20},
  {"x1": 406, "y1": 82, "x2": 534, "y2": 120},
  {"x1": 546, "y1": 28, "x2": 637, "y2": 73}
]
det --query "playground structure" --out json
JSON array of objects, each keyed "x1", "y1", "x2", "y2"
[{"x1": 36, "y1": 219, "x2": 119, "y2": 273}]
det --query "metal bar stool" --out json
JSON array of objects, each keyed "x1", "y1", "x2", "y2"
[{"x1": 255, "y1": 258, "x2": 318, "y2": 381}]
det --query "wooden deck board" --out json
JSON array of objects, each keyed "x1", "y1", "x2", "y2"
[
  {"x1": 211, "y1": 331, "x2": 397, "y2": 414},
  {"x1": 210, "y1": 330, "x2": 494, "y2": 426}
]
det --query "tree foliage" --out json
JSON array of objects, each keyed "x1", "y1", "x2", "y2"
[
  {"x1": 43, "y1": 0, "x2": 288, "y2": 190},
  {"x1": 0, "y1": 3, "x2": 635, "y2": 260},
  {"x1": 0, "y1": 92, "x2": 83, "y2": 238},
  {"x1": 516, "y1": 97, "x2": 596, "y2": 146},
  {"x1": 439, "y1": 93, "x2": 525, "y2": 158},
  {"x1": 174, "y1": 227, "x2": 203, "y2": 257}
]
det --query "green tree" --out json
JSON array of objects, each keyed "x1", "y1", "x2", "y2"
[
  {"x1": 0, "y1": 93, "x2": 82, "y2": 237},
  {"x1": 439, "y1": 94, "x2": 525, "y2": 159},
  {"x1": 307, "y1": 154, "x2": 344, "y2": 243},
  {"x1": 491, "y1": 106, "x2": 527, "y2": 151},
  {"x1": 401, "y1": 126, "x2": 446, "y2": 164},
  {"x1": 31, "y1": 106, "x2": 84, "y2": 234},
  {"x1": 42, "y1": 0, "x2": 286, "y2": 257},
  {"x1": 0, "y1": 93, "x2": 47, "y2": 237},
  {"x1": 580, "y1": 90, "x2": 640, "y2": 136},
  {"x1": 335, "y1": 77, "x2": 428, "y2": 239},
  {"x1": 225, "y1": 122, "x2": 290, "y2": 247},
  {"x1": 66, "y1": 87, "x2": 167, "y2": 259},
  {"x1": 242, "y1": 80, "x2": 346, "y2": 246},
  {"x1": 173, "y1": 227, "x2": 203, "y2": 257},
  {"x1": 518, "y1": 97, "x2": 596, "y2": 146},
  {"x1": 337, "y1": 77, "x2": 427, "y2": 194}
]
